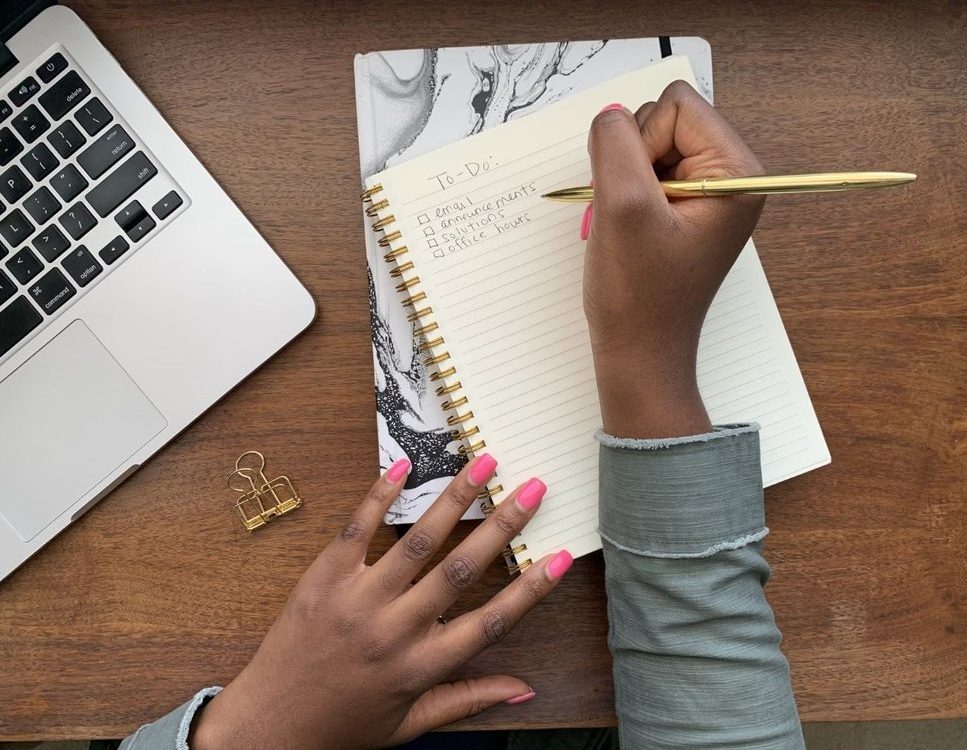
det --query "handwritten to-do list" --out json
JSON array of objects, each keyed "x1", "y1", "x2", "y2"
[{"x1": 365, "y1": 56, "x2": 829, "y2": 561}]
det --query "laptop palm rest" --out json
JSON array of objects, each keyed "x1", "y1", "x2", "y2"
[{"x1": 0, "y1": 320, "x2": 166, "y2": 541}]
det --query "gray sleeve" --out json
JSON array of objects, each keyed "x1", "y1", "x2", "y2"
[
  {"x1": 119, "y1": 687, "x2": 222, "y2": 750},
  {"x1": 598, "y1": 424, "x2": 805, "y2": 750}
]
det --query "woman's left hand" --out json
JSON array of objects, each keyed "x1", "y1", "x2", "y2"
[{"x1": 190, "y1": 454, "x2": 571, "y2": 749}]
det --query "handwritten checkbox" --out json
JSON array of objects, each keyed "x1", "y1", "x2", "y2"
[
  {"x1": 418, "y1": 213, "x2": 431, "y2": 224},
  {"x1": 423, "y1": 225, "x2": 436, "y2": 237},
  {"x1": 427, "y1": 238, "x2": 439, "y2": 249},
  {"x1": 433, "y1": 249, "x2": 445, "y2": 258}
]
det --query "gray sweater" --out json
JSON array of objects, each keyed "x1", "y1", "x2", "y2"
[{"x1": 121, "y1": 424, "x2": 804, "y2": 749}]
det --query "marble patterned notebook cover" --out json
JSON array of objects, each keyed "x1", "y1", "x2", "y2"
[{"x1": 354, "y1": 38, "x2": 713, "y2": 523}]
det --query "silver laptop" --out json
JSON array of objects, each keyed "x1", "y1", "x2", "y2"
[{"x1": 0, "y1": 2, "x2": 315, "y2": 581}]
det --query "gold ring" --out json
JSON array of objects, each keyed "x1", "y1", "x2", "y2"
[
  {"x1": 389, "y1": 261, "x2": 415, "y2": 278},
  {"x1": 457, "y1": 440, "x2": 486, "y2": 455},
  {"x1": 384, "y1": 246, "x2": 409, "y2": 261},
  {"x1": 446, "y1": 410, "x2": 474, "y2": 426},
  {"x1": 401, "y1": 291, "x2": 427, "y2": 307},
  {"x1": 361, "y1": 184, "x2": 383, "y2": 200},
  {"x1": 366, "y1": 198, "x2": 388, "y2": 216},
  {"x1": 378, "y1": 230, "x2": 403, "y2": 247}
]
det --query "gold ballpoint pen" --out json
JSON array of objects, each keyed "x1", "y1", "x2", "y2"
[{"x1": 541, "y1": 171, "x2": 917, "y2": 202}]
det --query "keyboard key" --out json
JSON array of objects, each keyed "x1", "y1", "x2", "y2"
[
  {"x1": 0, "y1": 127, "x2": 23, "y2": 166},
  {"x1": 23, "y1": 186, "x2": 61, "y2": 225},
  {"x1": 32, "y1": 223, "x2": 70, "y2": 262},
  {"x1": 127, "y1": 213, "x2": 155, "y2": 242},
  {"x1": 6, "y1": 247, "x2": 43, "y2": 284},
  {"x1": 0, "y1": 239, "x2": 7, "y2": 261},
  {"x1": 58, "y1": 202, "x2": 97, "y2": 240},
  {"x1": 0, "y1": 164, "x2": 30, "y2": 203},
  {"x1": 50, "y1": 163, "x2": 88, "y2": 202},
  {"x1": 153, "y1": 190, "x2": 182, "y2": 219},
  {"x1": 13, "y1": 105, "x2": 50, "y2": 143},
  {"x1": 98, "y1": 234, "x2": 129, "y2": 265},
  {"x1": 48, "y1": 120, "x2": 85, "y2": 158},
  {"x1": 62, "y1": 245, "x2": 102, "y2": 287},
  {"x1": 0, "y1": 296, "x2": 42, "y2": 357},
  {"x1": 36, "y1": 53, "x2": 68, "y2": 84},
  {"x1": 0, "y1": 99, "x2": 11, "y2": 123},
  {"x1": 77, "y1": 124, "x2": 133, "y2": 179},
  {"x1": 28, "y1": 267, "x2": 75, "y2": 315},
  {"x1": 0, "y1": 208, "x2": 34, "y2": 247},
  {"x1": 0, "y1": 268, "x2": 15, "y2": 304},
  {"x1": 115, "y1": 200, "x2": 145, "y2": 230},
  {"x1": 38, "y1": 70, "x2": 90, "y2": 121},
  {"x1": 9, "y1": 76, "x2": 40, "y2": 107},
  {"x1": 21, "y1": 142, "x2": 59, "y2": 181},
  {"x1": 75, "y1": 97, "x2": 112, "y2": 136},
  {"x1": 85, "y1": 151, "x2": 156, "y2": 217}
]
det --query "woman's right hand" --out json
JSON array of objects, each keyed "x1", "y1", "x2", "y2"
[{"x1": 582, "y1": 81, "x2": 766, "y2": 438}]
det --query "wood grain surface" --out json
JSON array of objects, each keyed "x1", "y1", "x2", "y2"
[{"x1": 1, "y1": 0, "x2": 964, "y2": 740}]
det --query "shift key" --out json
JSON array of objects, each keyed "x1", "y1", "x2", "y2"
[{"x1": 85, "y1": 151, "x2": 157, "y2": 217}]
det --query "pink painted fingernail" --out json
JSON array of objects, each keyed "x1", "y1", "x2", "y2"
[
  {"x1": 469, "y1": 453, "x2": 498, "y2": 485},
  {"x1": 516, "y1": 478, "x2": 547, "y2": 512},
  {"x1": 579, "y1": 203, "x2": 593, "y2": 240},
  {"x1": 505, "y1": 690, "x2": 536, "y2": 705},
  {"x1": 386, "y1": 458, "x2": 411, "y2": 482},
  {"x1": 599, "y1": 102, "x2": 624, "y2": 113},
  {"x1": 546, "y1": 550, "x2": 573, "y2": 581}
]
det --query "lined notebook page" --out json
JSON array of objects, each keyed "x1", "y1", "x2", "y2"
[{"x1": 366, "y1": 56, "x2": 829, "y2": 562}]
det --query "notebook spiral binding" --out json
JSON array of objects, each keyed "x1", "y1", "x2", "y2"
[{"x1": 363, "y1": 182, "x2": 532, "y2": 575}]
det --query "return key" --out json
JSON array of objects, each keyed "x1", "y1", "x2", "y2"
[{"x1": 76, "y1": 124, "x2": 133, "y2": 179}]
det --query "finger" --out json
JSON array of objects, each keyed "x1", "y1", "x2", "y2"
[
  {"x1": 371, "y1": 453, "x2": 498, "y2": 593},
  {"x1": 587, "y1": 102, "x2": 664, "y2": 213},
  {"x1": 639, "y1": 79, "x2": 762, "y2": 179},
  {"x1": 389, "y1": 676, "x2": 535, "y2": 744},
  {"x1": 633, "y1": 100, "x2": 656, "y2": 131},
  {"x1": 640, "y1": 81, "x2": 765, "y2": 238},
  {"x1": 325, "y1": 457, "x2": 411, "y2": 573},
  {"x1": 435, "y1": 550, "x2": 572, "y2": 666},
  {"x1": 401, "y1": 478, "x2": 548, "y2": 620},
  {"x1": 635, "y1": 100, "x2": 681, "y2": 171},
  {"x1": 579, "y1": 202, "x2": 592, "y2": 240},
  {"x1": 578, "y1": 178, "x2": 593, "y2": 241}
]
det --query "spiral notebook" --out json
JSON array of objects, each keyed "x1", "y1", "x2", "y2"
[
  {"x1": 363, "y1": 55, "x2": 830, "y2": 569},
  {"x1": 356, "y1": 38, "x2": 714, "y2": 524}
]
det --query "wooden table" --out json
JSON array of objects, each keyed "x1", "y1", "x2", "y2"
[{"x1": 1, "y1": 0, "x2": 964, "y2": 740}]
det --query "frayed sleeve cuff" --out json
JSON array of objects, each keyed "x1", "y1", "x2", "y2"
[
  {"x1": 597, "y1": 423, "x2": 767, "y2": 558},
  {"x1": 119, "y1": 686, "x2": 223, "y2": 750}
]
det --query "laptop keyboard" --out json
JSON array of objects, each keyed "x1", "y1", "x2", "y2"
[{"x1": 0, "y1": 48, "x2": 187, "y2": 363}]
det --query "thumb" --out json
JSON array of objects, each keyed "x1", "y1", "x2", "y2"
[
  {"x1": 390, "y1": 676, "x2": 535, "y2": 743},
  {"x1": 587, "y1": 102, "x2": 663, "y2": 215}
]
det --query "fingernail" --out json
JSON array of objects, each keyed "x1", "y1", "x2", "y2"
[
  {"x1": 469, "y1": 453, "x2": 498, "y2": 485},
  {"x1": 505, "y1": 690, "x2": 536, "y2": 705},
  {"x1": 599, "y1": 102, "x2": 624, "y2": 113},
  {"x1": 386, "y1": 458, "x2": 411, "y2": 482},
  {"x1": 516, "y1": 478, "x2": 547, "y2": 512},
  {"x1": 546, "y1": 550, "x2": 573, "y2": 581},
  {"x1": 579, "y1": 203, "x2": 592, "y2": 240}
]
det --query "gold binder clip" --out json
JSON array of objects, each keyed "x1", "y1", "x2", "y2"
[{"x1": 228, "y1": 451, "x2": 302, "y2": 532}]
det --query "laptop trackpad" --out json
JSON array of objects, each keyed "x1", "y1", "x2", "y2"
[{"x1": 0, "y1": 321, "x2": 166, "y2": 541}]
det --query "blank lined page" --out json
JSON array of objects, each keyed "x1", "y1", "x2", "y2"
[{"x1": 365, "y1": 56, "x2": 829, "y2": 562}]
